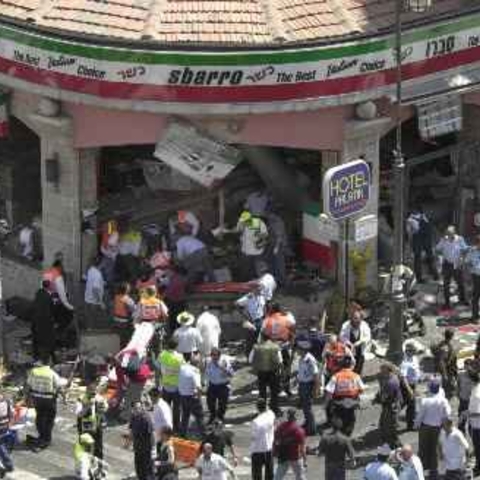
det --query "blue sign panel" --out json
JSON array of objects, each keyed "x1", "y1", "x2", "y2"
[{"x1": 323, "y1": 160, "x2": 371, "y2": 220}]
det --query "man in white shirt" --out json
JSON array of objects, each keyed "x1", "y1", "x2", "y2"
[
  {"x1": 236, "y1": 210, "x2": 269, "y2": 281},
  {"x1": 173, "y1": 312, "x2": 203, "y2": 361},
  {"x1": 250, "y1": 399, "x2": 275, "y2": 480},
  {"x1": 435, "y1": 225, "x2": 468, "y2": 308},
  {"x1": 439, "y1": 417, "x2": 469, "y2": 479},
  {"x1": 400, "y1": 343, "x2": 421, "y2": 431},
  {"x1": 196, "y1": 442, "x2": 236, "y2": 480},
  {"x1": 84, "y1": 257, "x2": 105, "y2": 308},
  {"x1": 178, "y1": 357, "x2": 204, "y2": 437},
  {"x1": 175, "y1": 230, "x2": 214, "y2": 286},
  {"x1": 394, "y1": 444, "x2": 425, "y2": 480},
  {"x1": 339, "y1": 309, "x2": 371, "y2": 375},
  {"x1": 415, "y1": 379, "x2": 452, "y2": 479},
  {"x1": 148, "y1": 388, "x2": 173, "y2": 441},
  {"x1": 469, "y1": 373, "x2": 480, "y2": 474},
  {"x1": 196, "y1": 308, "x2": 222, "y2": 357},
  {"x1": 365, "y1": 445, "x2": 398, "y2": 480}
]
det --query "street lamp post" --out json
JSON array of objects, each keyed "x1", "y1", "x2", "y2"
[{"x1": 388, "y1": 0, "x2": 433, "y2": 363}]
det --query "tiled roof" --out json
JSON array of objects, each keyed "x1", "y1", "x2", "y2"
[{"x1": 0, "y1": 0, "x2": 465, "y2": 45}]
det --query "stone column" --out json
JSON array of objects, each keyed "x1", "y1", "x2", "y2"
[
  {"x1": 28, "y1": 103, "x2": 99, "y2": 291},
  {"x1": 340, "y1": 117, "x2": 391, "y2": 296}
]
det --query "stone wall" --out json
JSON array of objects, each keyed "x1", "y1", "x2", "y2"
[{"x1": 1, "y1": 255, "x2": 41, "y2": 300}]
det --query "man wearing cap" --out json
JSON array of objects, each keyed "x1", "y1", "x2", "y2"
[
  {"x1": 400, "y1": 343, "x2": 421, "y2": 431},
  {"x1": 325, "y1": 356, "x2": 364, "y2": 436},
  {"x1": 236, "y1": 210, "x2": 269, "y2": 281},
  {"x1": 297, "y1": 340, "x2": 320, "y2": 436},
  {"x1": 173, "y1": 312, "x2": 203, "y2": 362},
  {"x1": 435, "y1": 225, "x2": 468, "y2": 308},
  {"x1": 365, "y1": 445, "x2": 398, "y2": 480},
  {"x1": 273, "y1": 409, "x2": 307, "y2": 480},
  {"x1": 415, "y1": 378, "x2": 452, "y2": 479}
]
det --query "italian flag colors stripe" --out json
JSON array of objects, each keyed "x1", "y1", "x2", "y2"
[
  {"x1": 302, "y1": 203, "x2": 336, "y2": 271},
  {"x1": 0, "y1": 92, "x2": 9, "y2": 138}
]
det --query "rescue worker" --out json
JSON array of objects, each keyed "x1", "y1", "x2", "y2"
[
  {"x1": 76, "y1": 383, "x2": 108, "y2": 459},
  {"x1": 262, "y1": 303, "x2": 296, "y2": 396},
  {"x1": 236, "y1": 210, "x2": 269, "y2": 281},
  {"x1": 374, "y1": 363, "x2": 402, "y2": 449},
  {"x1": 432, "y1": 328, "x2": 458, "y2": 399},
  {"x1": 250, "y1": 332, "x2": 282, "y2": 416},
  {"x1": 158, "y1": 339, "x2": 184, "y2": 432},
  {"x1": 112, "y1": 282, "x2": 136, "y2": 347},
  {"x1": 322, "y1": 335, "x2": 354, "y2": 384},
  {"x1": 136, "y1": 286, "x2": 168, "y2": 324},
  {"x1": 25, "y1": 357, "x2": 64, "y2": 449},
  {"x1": 297, "y1": 340, "x2": 320, "y2": 436},
  {"x1": 0, "y1": 392, "x2": 13, "y2": 476},
  {"x1": 339, "y1": 309, "x2": 371, "y2": 375},
  {"x1": 74, "y1": 433, "x2": 108, "y2": 480},
  {"x1": 325, "y1": 356, "x2": 364, "y2": 436}
]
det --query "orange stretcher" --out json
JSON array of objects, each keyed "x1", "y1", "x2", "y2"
[{"x1": 171, "y1": 437, "x2": 201, "y2": 465}]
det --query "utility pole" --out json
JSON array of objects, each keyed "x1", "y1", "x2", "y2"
[{"x1": 388, "y1": 0, "x2": 406, "y2": 363}]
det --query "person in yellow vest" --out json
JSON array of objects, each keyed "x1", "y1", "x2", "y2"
[
  {"x1": 236, "y1": 210, "x2": 269, "y2": 281},
  {"x1": 135, "y1": 287, "x2": 169, "y2": 324},
  {"x1": 76, "y1": 383, "x2": 108, "y2": 460},
  {"x1": 74, "y1": 433, "x2": 108, "y2": 480},
  {"x1": 25, "y1": 357, "x2": 66, "y2": 449},
  {"x1": 157, "y1": 339, "x2": 185, "y2": 432}
]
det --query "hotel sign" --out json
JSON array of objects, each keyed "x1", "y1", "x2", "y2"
[
  {"x1": 0, "y1": 14, "x2": 480, "y2": 110},
  {"x1": 323, "y1": 160, "x2": 371, "y2": 221}
]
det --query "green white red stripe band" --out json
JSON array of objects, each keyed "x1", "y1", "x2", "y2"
[{"x1": 0, "y1": 13, "x2": 479, "y2": 105}]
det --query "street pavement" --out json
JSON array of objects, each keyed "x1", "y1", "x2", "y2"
[{"x1": 6, "y1": 278, "x2": 480, "y2": 480}]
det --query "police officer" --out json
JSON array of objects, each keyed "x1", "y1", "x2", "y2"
[
  {"x1": 325, "y1": 357, "x2": 364, "y2": 436},
  {"x1": 0, "y1": 392, "x2": 13, "y2": 476},
  {"x1": 76, "y1": 383, "x2": 107, "y2": 459},
  {"x1": 25, "y1": 357, "x2": 64, "y2": 449},
  {"x1": 297, "y1": 340, "x2": 320, "y2": 436},
  {"x1": 158, "y1": 339, "x2": 184, "y2": 432}
]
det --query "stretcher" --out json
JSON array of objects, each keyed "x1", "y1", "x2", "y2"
[
  {"x1": 118, "y1": 322, "x2": 155, "y2": 363},
  {"x1": 188, "y1": 282, "x2": 255, "y2": 305}
]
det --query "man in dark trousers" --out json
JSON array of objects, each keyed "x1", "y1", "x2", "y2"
[
  {"x1": 31, "y1": 281, "x2": 56, "y2": 362},
  {"x1": 128, "y1": 401, "x2": 155, "y2": 480},
  {"x1": 406, "y1": 204, "x2": 438, "y2": 283},
  {"x1": 433, "y1": 328, "x2": 458, "y2": 399},
  {"x1": 317, "y1": 416, "x2": 355, "y2": 480},
  {"x1": 250, "y1": 333, "x2": 282, "y2": 416}
]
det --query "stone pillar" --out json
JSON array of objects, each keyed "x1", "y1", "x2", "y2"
[
  {"x1": 340, "y1": 117, "x2": 391, "y2": 296},
  {"x1": 28, "y1": 104, "x2": 99, "y2": 290}
]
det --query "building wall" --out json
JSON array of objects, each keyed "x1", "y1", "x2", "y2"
[
  {"x1": 67, "y1": 103, "x2": 348, "y2": 152},
  {"x1": 1, "y1": 256, "x2": 40, "y2": 300}
]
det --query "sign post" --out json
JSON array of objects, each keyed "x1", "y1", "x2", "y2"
[{"x1": 323, "y1": 160, "x2": 371, "y2": 308}]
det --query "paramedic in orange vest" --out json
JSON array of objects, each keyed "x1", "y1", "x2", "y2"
[
  {"x1": 136, "y1": 287, "x2": 168, "y2": 324},
  {"x1": 112, "y1": 283, "x2": 136, "y2": 347},
  {"x1": 262, "y1": 303, "x2": 296, "y2": 396},
  {"x1": 324, "y1": 356, "x2": 364, "y2": 436},
  {"x1": 322, "y1": 334, "x2": 354, "y2": 382},
  {"x1": 43, "y1": 259, "x2": 74, "y2": 335}
]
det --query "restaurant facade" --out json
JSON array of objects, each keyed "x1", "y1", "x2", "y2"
[{"x1": 1, "y1": 0, "x2": 480, "y2": 302}]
